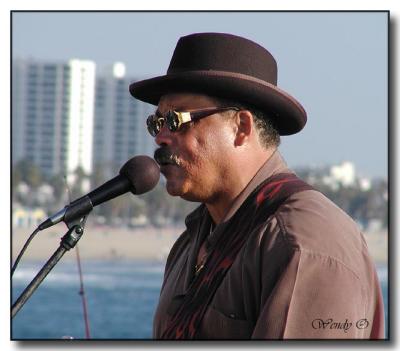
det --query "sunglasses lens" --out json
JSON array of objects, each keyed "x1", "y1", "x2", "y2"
[
  {"x1": 165, "y1": 111, "x2": 180, "y2": 132},
  {"x1": 146, "y1": 115, "x2": 164, "y2": 137}
]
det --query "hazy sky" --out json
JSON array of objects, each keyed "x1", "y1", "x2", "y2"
[{"x1": 12, "y1": 11, "x2": 388, "y2": 178}]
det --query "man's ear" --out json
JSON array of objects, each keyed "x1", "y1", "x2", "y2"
[{"x1": 234, "y1": 110, "x2": 253, "y2": 146}]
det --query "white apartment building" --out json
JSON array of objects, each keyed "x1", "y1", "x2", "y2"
[
  {"x1": 12, "y1": 58, "x2": 96, "y2": 177},
  {"x1": 93, "y1": 63, "x2": 156, "y2": 178}
]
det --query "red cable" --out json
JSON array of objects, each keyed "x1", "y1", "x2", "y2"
[{"x1": 75, "y1": 245, "x2": 91, "y2": 339}]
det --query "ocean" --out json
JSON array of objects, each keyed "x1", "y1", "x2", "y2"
[{"x1": 11, "y1": 259, "x2": 389, "y2": 340}]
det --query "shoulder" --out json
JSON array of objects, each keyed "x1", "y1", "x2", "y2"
[
  {"x1": 274, "y1": 189, "x2": 360, "y2": 244},
  {"x1": 263, "y1": 189, "x2": 370, "y2": 277}
]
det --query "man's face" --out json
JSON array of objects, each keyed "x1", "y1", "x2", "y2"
[{"x1": 154, "y1": 93, "x2": 236, "y2": 202}]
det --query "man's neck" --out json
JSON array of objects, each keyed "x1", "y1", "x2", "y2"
[
  {"x1": 206, "y1": 192, "x2": 241, "y2": 225},
  {"x1": 205, "y1": 148, "x2": 276, "y2": 224}
]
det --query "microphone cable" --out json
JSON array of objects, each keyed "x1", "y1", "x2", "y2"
[{"x1": 11, "y1": 227, "x2": 40, "y2": 277}]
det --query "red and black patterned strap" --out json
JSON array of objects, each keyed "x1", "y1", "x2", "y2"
[{"x1": 161, "y1": 173, "x2": 314, "y2": 339}]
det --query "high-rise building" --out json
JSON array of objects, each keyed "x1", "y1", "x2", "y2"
[
  {"x1": 12, "y1": 58, "x2": 96, "y2": 178},
  {"x1": 93, "y1": 62, "x2": 156, "y2": 178},
  {"x1": 12, "y1": 59, "x2": 155, "y2": 182}
]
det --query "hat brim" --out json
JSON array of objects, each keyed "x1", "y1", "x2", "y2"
[{"x1": 129, "y1": 70, "x2": 307, "y2": 135}]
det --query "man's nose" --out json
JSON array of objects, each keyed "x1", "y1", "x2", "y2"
[{"x1": 155, "y1": 125, "x2": 174, "y2": 146}]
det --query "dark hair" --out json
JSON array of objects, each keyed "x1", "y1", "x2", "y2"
[{"x1": 212, "y1": 97, "x2": 281, "y2": 149}]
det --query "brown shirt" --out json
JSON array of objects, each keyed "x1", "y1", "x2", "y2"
[{"x1": 153, "y1": 151, "x2": 385, "y2": 339}]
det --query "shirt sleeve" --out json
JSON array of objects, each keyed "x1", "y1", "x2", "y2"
[{"x1": 251, "y1": 249, "x2": 378, "y2": 339}]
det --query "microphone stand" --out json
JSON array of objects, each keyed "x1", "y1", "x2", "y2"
[{"x1": 12, "y1": 215, "x2": 88, "y2": 319}]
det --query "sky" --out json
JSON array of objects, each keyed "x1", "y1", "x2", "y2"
[{"x1": 11, "y1": 11, "x2": 388, "y2": 179}]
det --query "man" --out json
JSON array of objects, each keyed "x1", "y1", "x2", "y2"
[{"x1": 129, "y1": 32, "x2": 384, "y2": 339}]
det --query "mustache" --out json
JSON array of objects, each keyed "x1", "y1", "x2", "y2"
[{"x1": 154, "y1": 148, "x2": 181, "y2": 166}]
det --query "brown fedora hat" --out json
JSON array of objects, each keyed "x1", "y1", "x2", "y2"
[{"x1": 129, "y1": 32, "x2": 307, "y2": 135}]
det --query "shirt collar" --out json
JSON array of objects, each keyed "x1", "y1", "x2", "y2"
[{"x1": 221, "y1": 149, "x2": 291, "y2": 222}]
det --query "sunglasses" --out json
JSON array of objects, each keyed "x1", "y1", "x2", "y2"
[{"x1": 146, "y1": 107, "x2": 239, "y2": 137}]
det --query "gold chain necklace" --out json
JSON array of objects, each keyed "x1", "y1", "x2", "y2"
[{"x1": 194, "y1": 222, "x2": 214, "y2": 275}]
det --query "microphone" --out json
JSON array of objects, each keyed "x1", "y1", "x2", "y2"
[{"x1": 38, "y1": 155, "x2": 160, "y2": 230}]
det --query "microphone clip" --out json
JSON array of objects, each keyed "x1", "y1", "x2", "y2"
[
  {"x1": 64, "y1": 196, "x2": 93, "y2": 229},
  {"x1": 61, "y1": 219, "x2": 87, "y2": 251},
  {"x1": 61, "y1": 199, "x2": 90, "y2": 250}
]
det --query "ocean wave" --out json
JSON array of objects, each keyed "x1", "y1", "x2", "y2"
[
  {"x1": 376, "y1": 265, "x2": 388, "y2": 284},
  {"x1": 12, "y1": 264, "x2": 164, "y2": 290}
]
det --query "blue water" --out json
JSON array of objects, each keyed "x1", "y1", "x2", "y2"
[
  {"x1": 12, "y1": 260, "x2": 389, "y2": 339},
  {"x1": 12, "y1": 260, "x2": 164, "y2": 339}
]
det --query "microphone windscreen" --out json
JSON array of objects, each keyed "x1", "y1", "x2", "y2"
[{"x1": 119, "y1": 155, "x2": 160, "y2": 194}]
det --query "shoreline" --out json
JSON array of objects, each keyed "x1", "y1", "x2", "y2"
[{"x1": 12, "y1": 224, "x2": 388, "y2": 265}]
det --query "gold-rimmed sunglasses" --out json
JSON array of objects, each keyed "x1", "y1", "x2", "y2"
[{"x1": 146, "y1": 107, "x2": 240, "y2": 137}]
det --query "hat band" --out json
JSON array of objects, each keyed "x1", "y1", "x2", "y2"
[{"x1": 165, "y1": 69, "x2": 306, "y2": 113}]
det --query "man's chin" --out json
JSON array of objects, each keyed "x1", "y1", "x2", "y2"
[
  {"x1": 165, "y1": 186, "x2": 181, "y2": 197},
  {"x1": 161, "y1": 166, "x2": 185, "y2": 196},
  {"x1": 165, "y1": 179, "x2": 184, "y2": 197},
  {"x1": 166, "y1": 183, "x2": 202, "y2": 203}
]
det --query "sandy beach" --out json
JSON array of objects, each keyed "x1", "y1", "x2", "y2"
[
  {"x1": 12, "y1": 223, "x2": 183, "y2": 262},
  {"x1": 12, "y1": 223, "x2": 388, "y2": 265}
]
